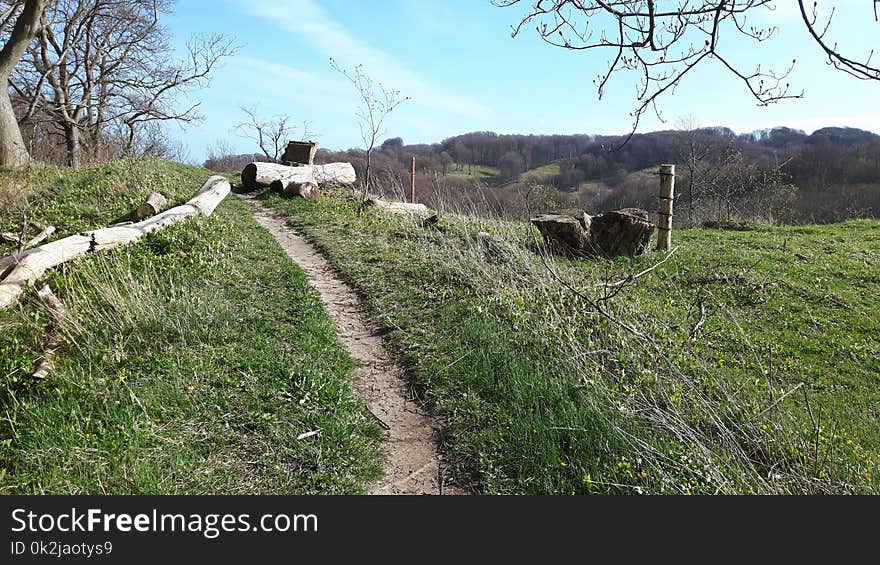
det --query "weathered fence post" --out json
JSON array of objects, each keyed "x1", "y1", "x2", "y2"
[
  {"x1": 410, "y1": 156, "x2": 417, "y2": 203},
  {"x1": 657, "y1": 164, "x2": 675, "y2": 251}
]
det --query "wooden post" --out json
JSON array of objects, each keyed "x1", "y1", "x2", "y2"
[
  {"x1": 410, "y1": 156, "x2": 416, "y2": 203},
  {"x1": 657, "y1": 164, "x2": 675, "y2": 251}
]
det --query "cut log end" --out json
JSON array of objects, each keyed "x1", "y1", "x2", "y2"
[
  {"x1": 135, "y1": 192, "x2": 168, "y2": 220},
  {"x1": 240, "y1": 162, "x2": 260, "y2": 191},
  {"x1": 274, "y1": 179, "x2": 320, "y2": 201}
]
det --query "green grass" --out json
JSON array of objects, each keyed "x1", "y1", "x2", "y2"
[
  {"x1": 519, "y1": 163, "x2": 560, "y2": 185},
  {"x1": 445, "y1": 164, "x2": 502, "y2": 185},
  {"x1": 0, "y1": 160, "x2": 382, "y2": 494},
  {"x1": 263, "y1": 191, "x2": 879, "y2": 494}
]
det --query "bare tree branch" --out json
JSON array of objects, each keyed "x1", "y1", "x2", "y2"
[
  {"x1": 495, "y1": 0, "x2": 878, "y2": 147},
  {"x1": 330, "y1": 58, "x2": 409, "y2": 204},
  {"x1": 235, "y1": 104, "x2": 313, "y2": 162},
  {"x1": 9, "y1": 1, "x2": 237, "y2": 166}
]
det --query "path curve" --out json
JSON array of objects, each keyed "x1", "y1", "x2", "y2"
[{"x1": 241, "y1": 194, "x2": 460, "y2": 495}]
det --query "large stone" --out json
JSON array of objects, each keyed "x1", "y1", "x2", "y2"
[
  {"x1": 531, "y1": 208, "x2": 655, "y2": 258},
  {"x1": 530, "y1": 214, "x2": 589, "y2": 257},
  {"x1": 587, "y1": 209, "x2": 654, "y2": 257}
]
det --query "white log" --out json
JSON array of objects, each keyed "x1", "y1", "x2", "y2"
[
  {"x1": 135, "y1": 192, "x2": 168, "y2": 220},
  {"x1": 313, "y1": 163, "x2": 356, "y2": 185},
  {"x1": 25, "y1": 225, "x2": 56, "y2": 249},
  {"x1": 241, "y1": 161, "x2": 356, "y2": 190},
  {"x1": 365, "y1": 197, "x2": 430, "y2": 215},
  {"x1": 267, "y1": 167, "x2": 315, "y2": 192},
  {"x1": 0, "y1": 176, "x2": 230, "y2": 311},
  {"x1": 266, "y1": 168, "x2": 321, "y2": 201}
]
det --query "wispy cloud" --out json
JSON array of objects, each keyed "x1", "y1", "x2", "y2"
[
  {"x1": 226, "y1": 0, "x2": 490, "y2": 118},
  {"x1": 230, "y1": 56, "x2": 349, "y2": 100}
]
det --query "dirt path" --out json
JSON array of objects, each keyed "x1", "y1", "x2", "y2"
[{"x1": 241, "y1": 194, "x2": 459, "y2": 495}]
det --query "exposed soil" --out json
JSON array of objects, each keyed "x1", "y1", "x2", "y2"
[{"x1": 241, "y1": 194, "x2": 461, "y2": 495}]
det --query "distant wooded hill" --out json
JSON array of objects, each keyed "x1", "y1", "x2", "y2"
[{"x1": 207, "y1": 126, "x2": 880, "y2": 225}]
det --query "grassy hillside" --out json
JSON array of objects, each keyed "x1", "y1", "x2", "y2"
[
  {"x1": 445, "y1": 164, "x2": 502, "y2": 185},
  {"x1": 0, "y1": 160, "x2": 382, "y2": 494},
  {"x1": 264, "y1": 191, "x2": 879, "y2": 494}
]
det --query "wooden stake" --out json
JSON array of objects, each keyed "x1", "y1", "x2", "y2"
[
  {"x1": 411, "y1": 155, "x2": 416, "y2": 204},
  {"x1": 657, "y1": 164, "x2": 675, "y2": 251}
]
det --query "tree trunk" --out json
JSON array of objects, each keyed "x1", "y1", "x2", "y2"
[
  {"x1": 0, "y1": 0, "x2": 49, "y2": 167},
  {"x1": 0, "y1": 176, "x2": 230, "y2": 311},
  {"x1": 64, "y1": 122, "x2": 82, "y2": 168},
  {"x1": 0, "y1": 88, "x2": 30, "y2": 166},
  {"x1": 241, "y1": 162, "x2": 356, "y2": 191}
]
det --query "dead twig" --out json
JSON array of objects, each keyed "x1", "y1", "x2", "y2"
[
  {"x1": 24, "y1": 226, "x2": 55, "y2": 250},
  {"x1": 32, "y1": 284, "x2": 71, "y2": 381},
  {"x1": 295, "y1": 430, "x2": 321, "y2": 441},
  {"x1": 754, "y1": 382, "x2": 805, "y2": 420},
  {"x1": 599, "y1": 246, "x2": 681, "y2": 289},
  {"x1": 1, "y1": 233, "x2": 23, "y2": 245},
  {"x1": 364, "y1": 402, "x2": 391, "y2": 431},
  {"x1": 690, "y1": 300, "x2": 707, "y2": 341}
]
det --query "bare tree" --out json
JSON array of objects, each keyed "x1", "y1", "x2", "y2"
[
  {"x1": 0, "y1": 0, "x2": 48, "y2": 166},
  {"x1": 330, "y1": 58, "x2": 409, "y2": 202},
  {"x1": 675, "y1": 115, "x2": 727, "y2": 225},
  {"x1": 9, "y1": 0, "x2": 236, "y2": 167},
  {"x1": 235, "y1": 104, "x2": 311, "y2": 162},
  {"x1": 495, "y1": 1, "x2": 879, "y2": 143}
]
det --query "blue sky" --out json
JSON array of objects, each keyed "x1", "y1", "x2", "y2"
[{"x1": 164, "y1": 0, "x2": 880, "y2": 163}]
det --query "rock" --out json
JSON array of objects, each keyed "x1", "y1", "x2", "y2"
[
  {"x1": 531, "y1": 208, "x2": 654, "y2": 258},
  {"x1": 587, "y1": 209, "x2": 654, "y2": 257},
  {"x1": 530, "y1": 214, "x2": 589, "y2": 257}
]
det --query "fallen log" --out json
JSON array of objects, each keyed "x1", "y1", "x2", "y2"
[
  {"x1": 135, "y1": 192, "x2": 168, "y2": 220},
  {"x1": 241, "y1": 162, "x2": 356, "y2": 190},
  {"x1": 267, "y1": 168, "x2": 321, "y2": 201},
  {"x1": 531, "y1": 208, "x2": 654, "y2": 258},
  {"x1": 286, "y1": 181, "x2": 320, "y2": 201},
  {"x1": 365, "y1": 197, "x2": 430, "y2": 215},
  {"x1": 312, "y1": 163, "x2": 357, "y2": 185},
  {"x1": 0, "y1": 176, "x2": 231, "y2": 312}
]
